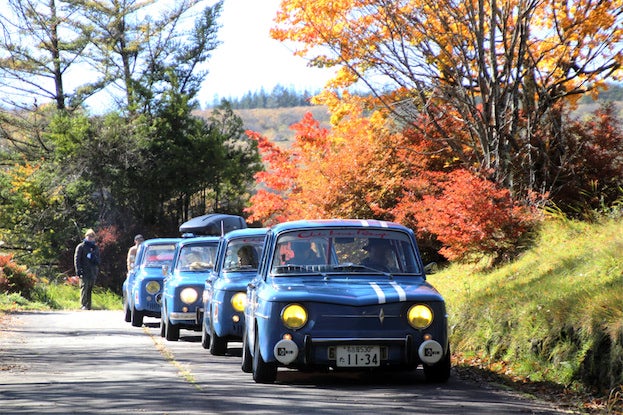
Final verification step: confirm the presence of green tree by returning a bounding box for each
[73,0,222,116]
[0,0,92,111]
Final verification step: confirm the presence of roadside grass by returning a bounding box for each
[0,282,122,312]
[430,216,623,413]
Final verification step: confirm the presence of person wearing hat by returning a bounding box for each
[361,239,392,272]
[127,234,145,271]
[74,228,101,310]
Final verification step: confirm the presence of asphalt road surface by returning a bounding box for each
[0,310,576,414]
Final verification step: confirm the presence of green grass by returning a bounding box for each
[0,282,122,312]
[430,216,623,397]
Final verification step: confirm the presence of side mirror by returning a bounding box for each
[424,262,438,274]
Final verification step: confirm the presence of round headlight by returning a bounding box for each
[281,304,307,330]
[179,287,198,304]
[231,292,247,312]
[408,304,433,329]
[145,281,160,295]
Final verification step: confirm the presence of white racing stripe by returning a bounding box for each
[369,282,386,304]
[390,281,407,301]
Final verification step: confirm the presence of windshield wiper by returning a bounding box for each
[330,263,392,277]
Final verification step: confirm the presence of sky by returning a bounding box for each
[197,0,336,106]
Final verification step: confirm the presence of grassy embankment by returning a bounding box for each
[431,215,623,410]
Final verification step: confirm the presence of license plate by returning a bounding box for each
[335,345,380,367]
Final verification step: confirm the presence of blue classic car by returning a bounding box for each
[122,238,180,327]
[160,236,220,341]
[201,227,267,355]
[242,219,450,384]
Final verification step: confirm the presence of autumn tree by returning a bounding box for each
[246,94,407,225]
[272,0,623,202]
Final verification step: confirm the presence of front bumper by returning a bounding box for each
[272,335,444,368]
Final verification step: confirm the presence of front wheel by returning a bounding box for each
[241,330,252,373]
[123,297,131,323]
[423,345,451,383]
[252,330,277,383]
[209,321,227,356]
[201,320,211,349]
[165,317,180,341]
[130,306,143,327]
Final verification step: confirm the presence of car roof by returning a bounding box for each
[223,227,268,240]
[176,235,220,247]
[268,219,411,233]
[142,238,182,245]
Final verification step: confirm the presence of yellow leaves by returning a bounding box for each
[274,0,623,108]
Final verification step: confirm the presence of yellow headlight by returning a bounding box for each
[281,304,307,330]
[231,292,247,312]
[180,287,198,304]
[408,304,433,329]
[145,281,160,295]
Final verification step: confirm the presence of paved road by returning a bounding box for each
[0,311,575,414]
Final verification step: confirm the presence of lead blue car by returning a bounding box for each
[201,227,267,355]
[160,236,220,341]
[242,219,450,384]
[122,238,180,327]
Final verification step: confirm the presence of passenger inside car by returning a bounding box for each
[361,239,394,272]
[289,241,322,265]
[237,245,258,268]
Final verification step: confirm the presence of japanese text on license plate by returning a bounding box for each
[335,345,380,367]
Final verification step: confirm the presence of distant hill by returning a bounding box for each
[195,94,623,145]
[194,106,331,145]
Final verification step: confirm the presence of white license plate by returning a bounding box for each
[335,345,380,367]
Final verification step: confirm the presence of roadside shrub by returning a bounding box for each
[411,169,542,263]
[0,254,38,298]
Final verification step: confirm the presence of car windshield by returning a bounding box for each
[176,244,218,272]
[143,244,176,267]
[223,237,265,272]
[270,229,422,275]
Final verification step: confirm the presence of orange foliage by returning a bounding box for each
[245,99,406,224]
[246,96,542,261]
[273,0,623,95]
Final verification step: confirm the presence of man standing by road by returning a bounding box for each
[127,234,144,271]
[74,228,100,310]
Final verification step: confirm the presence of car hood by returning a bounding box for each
[264,276,444,306]
[214,272,256,291]
[167,271,210,287]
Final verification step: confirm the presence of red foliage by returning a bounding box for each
[246,102,542,263]
[407,169,541,262]
[0,253,38,297]
[555,103,623,213]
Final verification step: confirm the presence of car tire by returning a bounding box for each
[165,318,180,341]
[209,321,227,356]
[423,345,451,383]
[241,330,252,373]
[131,306,143,327]
[123,298,131,323]
[201,320,211,349]
[160,314,166,337]
[252,330,277,383]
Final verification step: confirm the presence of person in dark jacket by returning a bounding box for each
[74,229,100,310]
